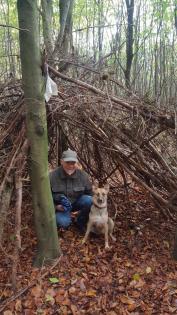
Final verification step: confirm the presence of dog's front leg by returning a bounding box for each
[82,221,92,244]
[104,223,109,249]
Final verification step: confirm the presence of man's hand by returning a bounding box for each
[55,205,64,212]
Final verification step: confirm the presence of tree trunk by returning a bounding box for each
[124,0,134,88]
[41,0,54,59]
[17,0,60,267]
[53,0,74,62]
[0,181,13,243]
[174,3,177,36]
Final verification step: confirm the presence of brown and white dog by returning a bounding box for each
[82,182,116,249]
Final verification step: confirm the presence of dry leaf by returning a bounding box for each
[70,304,78,315]
[120,295,135,305]
[31,285,42,298]
[15,299,22,312]
[45,287,56,297]
[131,290,141,298]
[59,305,68,315]
[79,278,86,292]
[62,298,71,306]
[125,261,132,267]
[133,273,140,281]
[128,303,137,312]
[86,289,97,297]
[34,297,43,307]
[23,309,33,315]
[146,266,152,274]
[163,241,170,249]
[55,289,66,303]
[118,286,125,292]
[71,278,78,285]
[134,279,145,289]
[69,286,76,294]
[23,299,34,309]
[3,311,13,315]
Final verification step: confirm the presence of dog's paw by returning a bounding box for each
[105,244,110,250]
[111,236,116,242]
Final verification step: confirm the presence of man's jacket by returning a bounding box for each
[50,166,92,204]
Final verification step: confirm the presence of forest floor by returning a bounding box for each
[1,187,177,315]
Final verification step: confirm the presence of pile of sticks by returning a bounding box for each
[0,70,177,233]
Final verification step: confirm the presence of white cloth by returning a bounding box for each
[44,74,58,102]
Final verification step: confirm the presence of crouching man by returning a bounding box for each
[50,149,92,231]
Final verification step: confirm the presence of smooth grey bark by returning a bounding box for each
[41,0,54,59]
[17,0,60,267]
[53,0,74,61]
[124,0,134,88]
[174,4,177,35]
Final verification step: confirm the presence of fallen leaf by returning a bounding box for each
[45,294,55,304]
[120,295,135,305]
[15,299,22,312]
[128,303,137,312]
[3,311,13,315]
[45,288,56,297]
[70,304,78,315]
[146,266,152,274]
[86,289,97,297]
[55,289,65,303]
[71,278,78,285]
[79,278,86,292]
[23,309,33,315]
[163,240,170,249]
[31,285,42,298]
[125,261,132,267]
[61,298,71,306]
[34,297,43,307]
[69,286,76,294]
[133,273,140,281]
[59,305,68,315]
[49,277,59,283]
[169,306,177,313]
[131,290,141,298]
[118,286,125,292]
[134,279,145,289]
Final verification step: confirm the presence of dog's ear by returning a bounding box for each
[92,181,99,192]
[103,182,110,193]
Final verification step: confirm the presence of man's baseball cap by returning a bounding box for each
[61,149,78,162]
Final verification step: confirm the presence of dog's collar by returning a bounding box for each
[93,202,106,209]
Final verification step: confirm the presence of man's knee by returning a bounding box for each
[56,213,71,228]
[77,195,92,209]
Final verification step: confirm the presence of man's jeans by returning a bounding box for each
[55,194,92,229]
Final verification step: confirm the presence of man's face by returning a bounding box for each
[61,160,77,175]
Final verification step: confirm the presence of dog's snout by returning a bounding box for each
[97,198,103,203]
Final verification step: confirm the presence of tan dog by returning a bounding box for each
[82,182,116,249]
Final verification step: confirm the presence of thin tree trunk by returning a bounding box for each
[53,0,74,60]
[0,181,13,243]
[124,0,134,88]
[41,0,54,59]
[17,0,60,267]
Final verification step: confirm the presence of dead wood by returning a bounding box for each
[11,140,28,291]
[0,180,13,243]
[0,75,177,227]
